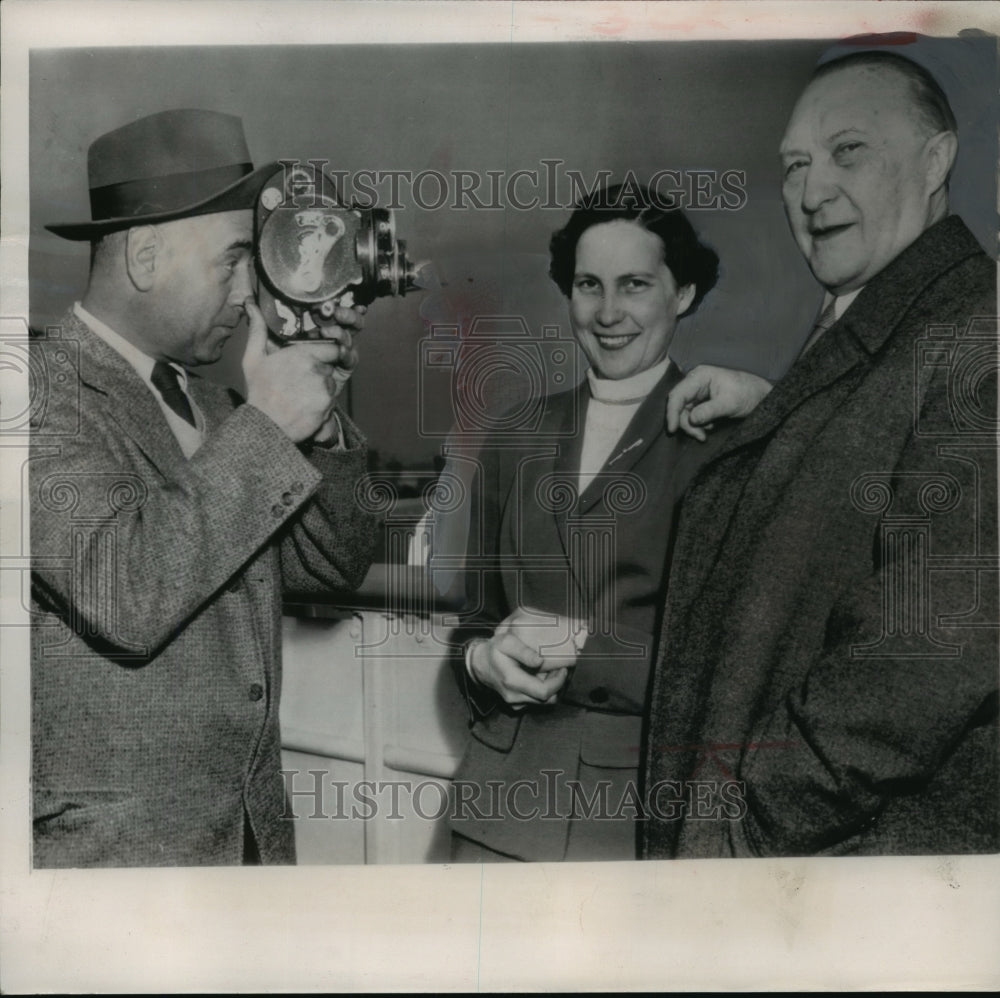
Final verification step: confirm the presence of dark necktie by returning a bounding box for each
[799,298,838,357]
[151,361,197,427]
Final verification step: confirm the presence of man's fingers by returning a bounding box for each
[666,400,682,435]
[314,301,367,331]
[539,667,568,691]
[687,397,728,427]
[309,323,354,348]
[535,652,577,673]
[678,408,708,442]
[338,346,359,373]
[242,297,272,370]
[289,340,349,366]
[666,370,711,434]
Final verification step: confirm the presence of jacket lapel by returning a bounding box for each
[550,381,590,555]
[576,363,680,516]
[66,310,189,470]
[187,371,241,434]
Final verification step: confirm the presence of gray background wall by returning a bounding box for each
[30,38,997,470]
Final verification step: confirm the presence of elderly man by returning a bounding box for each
[643,50,998,857]
[31,109,379,867]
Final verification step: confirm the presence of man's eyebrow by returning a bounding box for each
[780,126,867,159]
[224,239,254,254]
[826,127,866,144]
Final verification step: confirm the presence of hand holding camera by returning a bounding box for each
[254,161,420,341]
[244,160,422,443]
[242,296,363,443]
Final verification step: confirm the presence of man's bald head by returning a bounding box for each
[812,51,957,145]
[780,53,958,293]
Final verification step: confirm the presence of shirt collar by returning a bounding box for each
[73,302,189,390]
[822,286,864,323]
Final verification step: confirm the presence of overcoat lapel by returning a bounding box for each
[704,215,984,467]
[704,316,866,465]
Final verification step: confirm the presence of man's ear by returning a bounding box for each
[125,225,161,292]
[925,130,958,194]
[676,283,696,317]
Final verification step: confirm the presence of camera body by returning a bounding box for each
[254,160,419,338]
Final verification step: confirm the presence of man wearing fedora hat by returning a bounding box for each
[30,108,379,867]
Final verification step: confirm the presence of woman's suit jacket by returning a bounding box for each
[449,364,730,860]
[30,312,378,867]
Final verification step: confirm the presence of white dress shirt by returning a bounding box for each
[826,286,862,323]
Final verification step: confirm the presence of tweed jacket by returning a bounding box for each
[642,215,999,858]
[30,311,378,867]
[449,365,732,860]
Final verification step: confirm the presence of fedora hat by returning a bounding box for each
[46,108,277,240]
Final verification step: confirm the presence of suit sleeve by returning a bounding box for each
[277,406,380,594]
[446,438,511,720]
[729,380,998,856]
[30,390,370,660]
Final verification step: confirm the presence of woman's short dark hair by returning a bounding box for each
[549,182,719,314]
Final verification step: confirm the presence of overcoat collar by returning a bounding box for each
[709,215,984,463]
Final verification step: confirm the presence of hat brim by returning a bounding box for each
[45,160,280,241]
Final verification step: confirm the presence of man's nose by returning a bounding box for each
[230,260,255,303]
[800,160,838,214]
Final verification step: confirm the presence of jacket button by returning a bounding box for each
[281,491,294,506]
[248,683,264,702]
[589,686,609,704]
[290,481,304,495]
[271,504,284,518]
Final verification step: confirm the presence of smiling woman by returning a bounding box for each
[447,183,729,862]
[568,221,696,381]
[550,185,719,382]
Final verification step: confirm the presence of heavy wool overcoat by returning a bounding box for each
[643,216,999,858]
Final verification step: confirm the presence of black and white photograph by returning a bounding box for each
[2,0,998,991]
